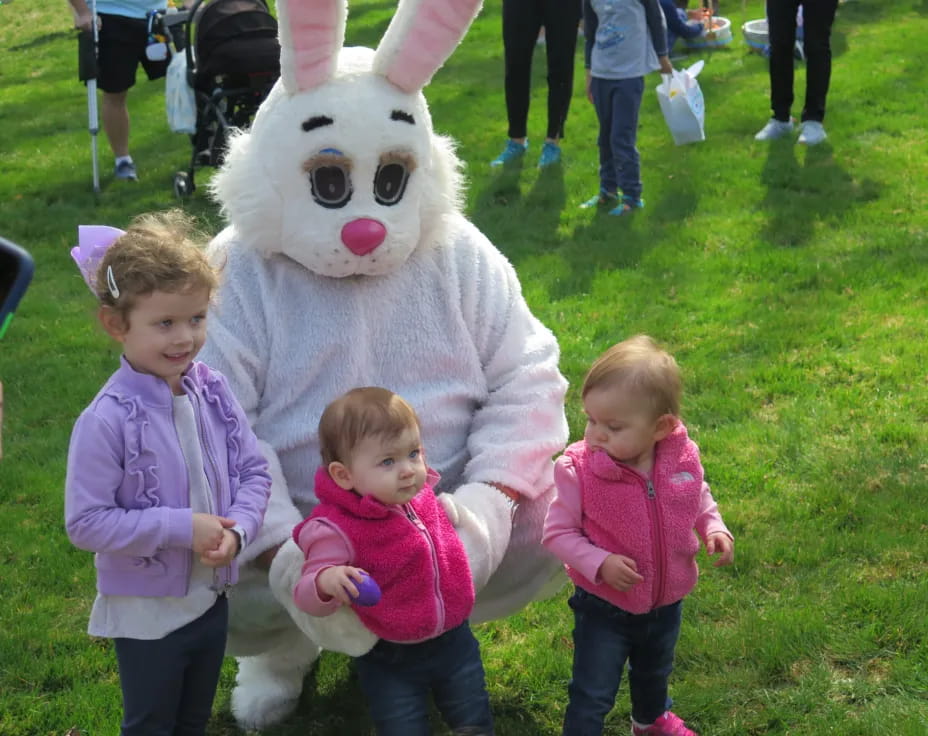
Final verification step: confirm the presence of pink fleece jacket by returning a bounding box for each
[292,467,474,643]
[542,424,732,614]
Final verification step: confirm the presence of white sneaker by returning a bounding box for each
[754,118,794,141]
[798,120,827,145]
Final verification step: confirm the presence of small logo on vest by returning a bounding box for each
[671,471,694,484]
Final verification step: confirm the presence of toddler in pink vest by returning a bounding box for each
[292,387,494,736]
[543,336,734,736]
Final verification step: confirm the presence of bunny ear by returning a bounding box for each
[277,0,347,94]
[372,0,483,93]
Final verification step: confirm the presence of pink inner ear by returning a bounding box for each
[289,1,340,91]
[382,1,474,93]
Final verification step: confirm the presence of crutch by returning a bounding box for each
[77,0,100,193]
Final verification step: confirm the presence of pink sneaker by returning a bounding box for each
[631,711,698,736]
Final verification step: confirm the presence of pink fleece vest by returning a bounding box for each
[564,424,704,614]
[296,467,474,643]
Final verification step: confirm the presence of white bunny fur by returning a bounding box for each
[200,0,569,729]
[212,48,464,278]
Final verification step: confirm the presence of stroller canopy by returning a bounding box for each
[192,0,280,89]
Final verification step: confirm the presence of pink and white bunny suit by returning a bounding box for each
[197,0,569,728]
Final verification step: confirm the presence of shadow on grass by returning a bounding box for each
[758,140,881,248]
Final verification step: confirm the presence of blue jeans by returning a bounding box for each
[355,621,495,736]
[562,588,682,735]
[590,76,645,201]
[114,594,228,736]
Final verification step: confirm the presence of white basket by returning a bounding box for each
[684,16,732,48]
[742,18,768,52]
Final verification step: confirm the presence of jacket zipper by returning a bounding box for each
[401,504,445,638]
[646,478,667,609]
[191,389,228,591]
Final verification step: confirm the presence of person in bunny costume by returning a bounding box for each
[198,0,569,728]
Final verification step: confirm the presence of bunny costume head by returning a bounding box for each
[199,0,568,729]
[211,0,475,277]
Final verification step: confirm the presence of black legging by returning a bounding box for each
[767,0,839,123]
[502,0,582,141]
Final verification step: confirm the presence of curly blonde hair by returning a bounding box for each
[95,210,218,321]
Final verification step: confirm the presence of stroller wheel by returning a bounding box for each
[173,171,194,198]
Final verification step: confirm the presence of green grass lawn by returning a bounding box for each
[1,0,927,733]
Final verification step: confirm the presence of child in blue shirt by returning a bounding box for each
[580,0,673,216]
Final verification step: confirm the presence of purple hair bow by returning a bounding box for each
[71,225,126,294]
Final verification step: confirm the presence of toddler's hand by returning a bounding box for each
[706,532,734,567]
[192,513,237,556]
[598,554,644,591]
[200,529,239,568]
[317,565,367,606]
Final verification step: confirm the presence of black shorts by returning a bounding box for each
[96,13,169,93]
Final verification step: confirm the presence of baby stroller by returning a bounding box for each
[172,0,280,197]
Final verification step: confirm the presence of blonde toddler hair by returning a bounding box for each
[582,335,682,418]
[319,387,421,466]
[95,209,218,320]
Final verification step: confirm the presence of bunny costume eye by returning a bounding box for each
[374,152,414,207]
[305,149,353,209]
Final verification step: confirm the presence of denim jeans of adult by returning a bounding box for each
[767,0,839,122]
[355,621,495,736]
[114,594,228,736]
[591,75,645,201]
[561,588,682,736]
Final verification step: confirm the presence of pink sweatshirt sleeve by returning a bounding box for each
[694,482,733,544]
[542,454,610,584]
[292,519,353,616]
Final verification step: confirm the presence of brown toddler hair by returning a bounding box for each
[582,335,682,419]
[95,209,218,322]
[319,387,422,466]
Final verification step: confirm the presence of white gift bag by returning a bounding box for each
[165,52,197,135]
[656,60,706,146]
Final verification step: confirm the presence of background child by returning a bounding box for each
[543,335,734,736]
[580,0,673,216]
[65,211,271,735]
[292,387,494,736]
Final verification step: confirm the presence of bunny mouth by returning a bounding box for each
[341,218,387,256]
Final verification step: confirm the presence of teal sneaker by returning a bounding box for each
[608,195,644,216]
[538,141,561,168]
[490,139,528,167]
[579,190,618,209]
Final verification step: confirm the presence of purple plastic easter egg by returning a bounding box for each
[351,572,382,607]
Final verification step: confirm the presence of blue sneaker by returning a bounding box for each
[579,190,618,209]
[490,139,528,167]
[538,141,561,168]
[608,195,644,216]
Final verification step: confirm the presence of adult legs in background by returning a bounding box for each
[502,0,544,141]
[798,0,839,122]
[540,0,582,142]
[102,90,130,157]
[766,0,802,122]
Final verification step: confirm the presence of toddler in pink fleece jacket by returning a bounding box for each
[543,335,734,736]
[292,387,494,736]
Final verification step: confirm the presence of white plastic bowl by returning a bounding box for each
[742,18,769,52]
[684,16,732,48]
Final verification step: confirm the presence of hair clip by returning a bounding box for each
[106,265,120,299]
[71,225,126,294]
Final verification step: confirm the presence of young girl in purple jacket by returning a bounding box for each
[543,335,734,736]
[292,387,494,736]
[65,211,271,735]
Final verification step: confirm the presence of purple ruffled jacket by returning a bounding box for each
[65,358,271,597]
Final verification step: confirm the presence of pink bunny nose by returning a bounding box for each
[341,218,386,256]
